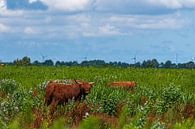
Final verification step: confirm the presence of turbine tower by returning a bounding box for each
[132,55,137,64]
[40,53,47,62]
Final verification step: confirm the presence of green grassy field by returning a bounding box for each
[0,66,195,129]
[1,66,195,92]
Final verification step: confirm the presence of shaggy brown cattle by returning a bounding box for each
[44,80,94,115]
[110,81,136,88]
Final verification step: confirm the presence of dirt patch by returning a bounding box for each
[33,88,38,98]
[140,96,148,106]
[147,113,156,124]
[183,103,195,119]
[0,91,6,98]
[91,113,119,128]
[32,108,44,128]
[66,103,90,128]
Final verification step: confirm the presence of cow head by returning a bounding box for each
[74,80,94,94]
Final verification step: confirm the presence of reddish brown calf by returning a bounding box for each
[110,81,136,88]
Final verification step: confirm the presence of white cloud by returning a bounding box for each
[109,14,187,30]
[82,24,123,37]
[0,10,24,17]
[147,0,195,9]
[0,7,189,38]
[0,23,10,32]
[24,27,37,34]
[92,0,195,14]
[98,24,121,36]
[0,0,7,13]
[0,0,6,10]
[59,13,188,38]
[29,0,39,4]
[2,0,195,14]
[40,0,90,11]
[137,18,185,29]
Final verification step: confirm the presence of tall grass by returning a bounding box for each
[0,66,195,128]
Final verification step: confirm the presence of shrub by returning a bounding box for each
[151,121,166,129]
[161,85,182,105]
[8,120,20,129]
[0,79,18,95]
[78,116,101,129]
[50,118,65,129]
[0,88,35,124]
[156,85,183,114]
[102,97,118,116]
[0,118,7,129]
[0,100,19,123]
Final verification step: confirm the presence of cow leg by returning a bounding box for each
[50,98,60,117]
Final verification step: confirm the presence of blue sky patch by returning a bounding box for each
[6,0,48,10]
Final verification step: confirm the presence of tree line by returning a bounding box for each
[1,56,195,69]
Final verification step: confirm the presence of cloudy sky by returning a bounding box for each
[0,0,195,63]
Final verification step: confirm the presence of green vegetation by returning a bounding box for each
[0,66,195,129]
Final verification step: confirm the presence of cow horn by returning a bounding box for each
[89,82,95,85]
[74,79,82,84]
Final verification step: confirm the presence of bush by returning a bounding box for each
[78,116,101,129]
[156,85,183,114]
[161,85,182,105]
[102,97,118,116]
[0,88,35,124]
[0,100,20,123]
[0,118,7,129]
[0,79,18,95]
[151,121,166,129]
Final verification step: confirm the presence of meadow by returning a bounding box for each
[0,66,195,129]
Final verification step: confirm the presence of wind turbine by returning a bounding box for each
[132,55,137,64]
[84,57,87,61]
[40,53,47,62]
[175,53,178,64]
[191,57,195,62]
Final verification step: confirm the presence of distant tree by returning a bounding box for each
[13,58,22,66]
[22,56,31,66]
[55,61,74,66]
[151,59,159,68]
[171,63,177,68]
[178,63,184,68]
[141,59,159,68]
[80,60,106,67]
[121,62,129,68]
[164,60,172,68]
[72,61,79,66]
[185,61,195,69]
[142,60,147,68]
[43,59,54,66]
[10,56,195,69]
[64,61,74,66]
[55,61,61,66]
[134,62,141,67]
[93,60,106,67]
[32,60,41,66]
[13,56,31,66]
[159,62,164,68]
[109,62,118,67]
